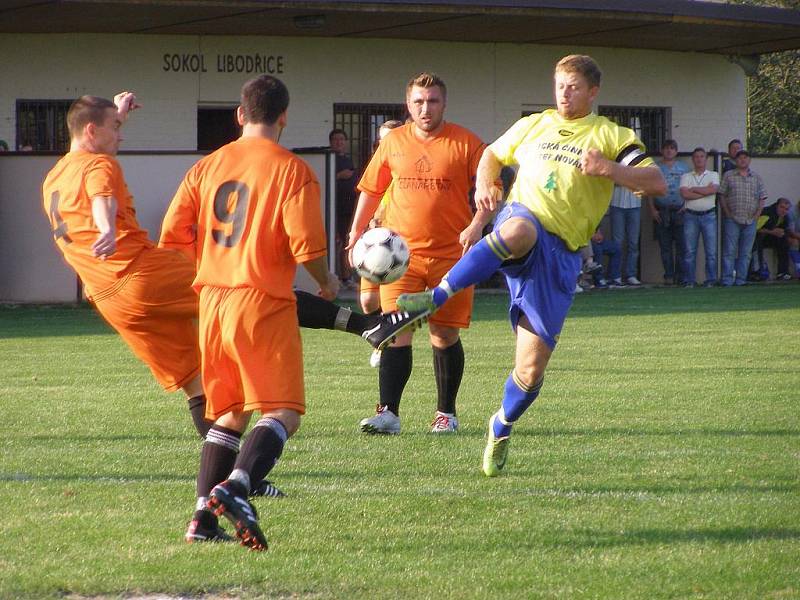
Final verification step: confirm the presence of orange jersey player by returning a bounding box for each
[41,92,208,434]
[161,75,336,550]
[347,72,493,435]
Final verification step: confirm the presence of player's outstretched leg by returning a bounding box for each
[250,479,286,499]
[208,479,268,551]
[361,310,430,351]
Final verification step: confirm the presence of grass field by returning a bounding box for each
[1,285,798,599]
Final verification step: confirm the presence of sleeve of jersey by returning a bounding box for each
[84,156,118,198]
[159,165,200,263]
[283,171,327,264]
[357,144,391,197]
[613,128,653,169]
[488,117,534,166]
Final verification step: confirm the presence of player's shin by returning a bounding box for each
[434,232,512,306]
[492,372,544,437]
[230,417,288,492]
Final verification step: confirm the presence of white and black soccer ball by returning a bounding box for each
[352,227,410,284]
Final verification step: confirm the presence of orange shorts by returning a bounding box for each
[380,253,473,329]
[92,247,200,392]
[360,277,380,295]
[199,287,304,420]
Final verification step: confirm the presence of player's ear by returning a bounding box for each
[235,106,245,127]
[277,110,288,129]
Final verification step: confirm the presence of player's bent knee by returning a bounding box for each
[429,324,459,348]
[498,218,537,258]
[263,408,301,437]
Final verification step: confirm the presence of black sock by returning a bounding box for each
[187,395,212,439]
[197,425,241,498]
[379,345,413,416]
[347,310,381,336]
[433,339,464,415]
[233,417,288,491]
[295,289,341,329]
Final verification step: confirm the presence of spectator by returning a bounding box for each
[589,228,621,289]
[718,150,767,286]
[0,140,9,152]
[680,147,720,287]
[609,184,642,286]
[330,128,357,286]
[649,139,689,285]
[753,197,793,281]
[789,199,800,277]
[721,139,743,175]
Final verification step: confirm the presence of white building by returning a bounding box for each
[1,0,799,300]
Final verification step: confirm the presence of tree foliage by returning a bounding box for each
[729,0,800,153]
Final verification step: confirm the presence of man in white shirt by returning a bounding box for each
[679,147,720,287]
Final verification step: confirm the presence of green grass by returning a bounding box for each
[0,286,798,599]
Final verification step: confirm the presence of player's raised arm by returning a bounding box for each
[580,148,666,197]
[113,91,141,123]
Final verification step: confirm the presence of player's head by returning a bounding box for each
[67,96,123,155]
[728,138,743,157]
[691,147,707,170]
[329,128,348,154]
[239,75,289,129]
[775,197,791,217]
[553,55,601,120]
[378,119,403,143]
[406,72,447,133]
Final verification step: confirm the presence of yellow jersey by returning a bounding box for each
[490,110,654,251]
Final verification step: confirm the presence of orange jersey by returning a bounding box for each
[358,122,485,259]
[42,150,153,297]
[160,137,327,300]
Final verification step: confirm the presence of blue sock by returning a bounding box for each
[492,371,544,438]
[431,232,512,307]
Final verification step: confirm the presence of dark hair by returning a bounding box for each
[692,147,706,155]
[329,128,347,142]
[662,139,678,150]
[776,197,791,207]
[735,149,750,158]
[67,95,116,138]
[240,75,289,126]
[728,138,742,149]
[406,72,447,99]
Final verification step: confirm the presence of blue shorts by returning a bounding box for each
[494,203,582,349]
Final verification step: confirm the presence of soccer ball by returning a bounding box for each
[352,227,409,284]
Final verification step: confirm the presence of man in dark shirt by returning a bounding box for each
[754,197,792,280]
[330,128,357,285]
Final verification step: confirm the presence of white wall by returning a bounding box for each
[0,33,746,153]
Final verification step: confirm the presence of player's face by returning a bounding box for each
[91,107,123,155]
[554,70,597,120]
[407,85,446,133]
[692,151,707,171]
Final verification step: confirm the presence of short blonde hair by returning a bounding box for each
[555,55,602,88]
[406,72,447,99]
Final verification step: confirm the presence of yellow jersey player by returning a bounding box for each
[398,55,666,475]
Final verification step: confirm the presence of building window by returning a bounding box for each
[333,103,407,169]
[197,107,240,152]
[599,106,670,152]
[16,100,72,151]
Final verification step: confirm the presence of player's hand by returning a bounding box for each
[459,222,483,255]
[580,148,613,178]
[114,92,142,121]
[318,274,339,301]
[91,230,117,260]
[474,183,502,212]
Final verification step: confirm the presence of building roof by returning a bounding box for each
[2,0,799,55]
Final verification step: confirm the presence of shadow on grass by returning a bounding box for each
[546,526,800,548]
[515,427,799,438]
[0,472,193,484]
